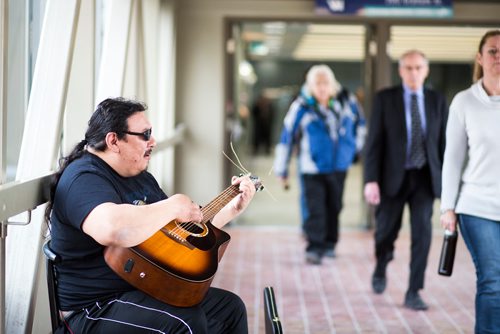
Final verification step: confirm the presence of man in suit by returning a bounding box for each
[363,50,448,310]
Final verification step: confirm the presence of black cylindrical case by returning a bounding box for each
[438,229,458,276]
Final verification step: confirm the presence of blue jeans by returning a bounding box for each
[459,214,500,334]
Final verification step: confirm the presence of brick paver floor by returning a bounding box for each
[213,226,475,334]
[212,154,475,333]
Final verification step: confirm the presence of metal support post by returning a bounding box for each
[1,221,7,334]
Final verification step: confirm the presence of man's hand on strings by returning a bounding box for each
[212,175,257,229]
[229,175,257,212]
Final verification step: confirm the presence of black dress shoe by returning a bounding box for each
[371,259,388,294]
[404,291,428,311]
[371,275,386,294]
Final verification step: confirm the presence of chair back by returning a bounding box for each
[42,239,62,332]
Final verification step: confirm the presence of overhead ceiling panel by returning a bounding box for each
[293,24,365,61]
[389,26,494,63]
[242,22,498,63]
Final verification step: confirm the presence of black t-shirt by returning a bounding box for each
[50,152,167,310]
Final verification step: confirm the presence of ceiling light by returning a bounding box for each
[263,22,286,35]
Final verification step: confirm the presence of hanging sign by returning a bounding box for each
[315,0,453,18]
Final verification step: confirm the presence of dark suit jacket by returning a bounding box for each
[363,85,448,198]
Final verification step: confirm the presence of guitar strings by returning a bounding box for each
[172,142,247,236]
[168,185,234,236]
[222,154,250,178]
[172,142,248,238]
[224,142,277,202]
[169,190,237,242]
[202,186,240,216]
[169,185,239,238]
[169,142,275,240]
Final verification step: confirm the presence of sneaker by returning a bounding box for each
[324,249,336,258]
[404,291,428,311]
[305,251,322,265]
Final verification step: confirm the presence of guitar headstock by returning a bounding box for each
[250,175,264,192]
[240,174,264,192]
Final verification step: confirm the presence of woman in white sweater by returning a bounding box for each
[440,29,500,334]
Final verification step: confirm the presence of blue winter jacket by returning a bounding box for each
[334,89,366,171]
[274,89,366,177]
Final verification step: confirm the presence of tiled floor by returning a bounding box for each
[213,226,475,334]
[211,154,476,334]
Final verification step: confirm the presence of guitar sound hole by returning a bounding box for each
[179,222,204,234]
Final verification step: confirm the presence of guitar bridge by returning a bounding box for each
[160,220,211,250]
[160,227,195,250]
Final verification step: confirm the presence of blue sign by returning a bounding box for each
[315,0,453,18]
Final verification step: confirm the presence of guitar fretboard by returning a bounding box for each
[201,184,241,223]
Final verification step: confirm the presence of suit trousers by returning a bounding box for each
[374,166,434,292]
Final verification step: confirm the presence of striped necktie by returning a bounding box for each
[409,94,426,168]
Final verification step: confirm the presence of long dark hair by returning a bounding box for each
[473,29,500,82]
[44,97,147,223]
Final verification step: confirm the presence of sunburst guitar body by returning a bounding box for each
[104,176,262,307]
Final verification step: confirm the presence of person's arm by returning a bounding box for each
[363,92,385,204]
[440,210,458,232]
[82,193,203,248]
[364,181,380,205]
[349,93,367,154]
[440,97,467,231]
[438,93,449,160]
[212,175,257,229]
[274,100,303,188]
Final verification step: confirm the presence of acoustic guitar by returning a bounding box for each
[104,176,262,307]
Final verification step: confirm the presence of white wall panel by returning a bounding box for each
[95,0,132,104]
[146,0,177,192]
[63,0,95,156]
[7,0,80,332]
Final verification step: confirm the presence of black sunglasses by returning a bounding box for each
[123,128,152,141]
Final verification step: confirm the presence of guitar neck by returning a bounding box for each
[201,184,240,223]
